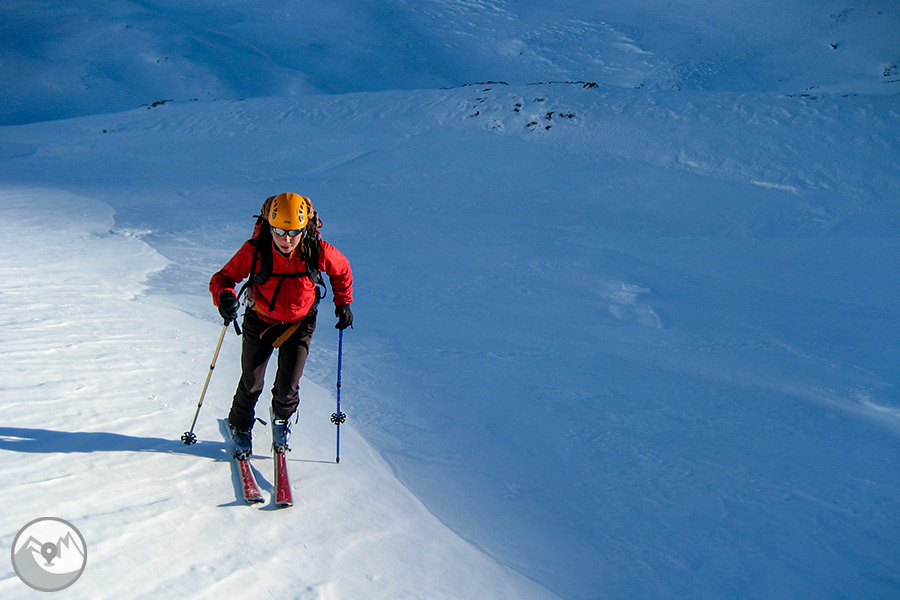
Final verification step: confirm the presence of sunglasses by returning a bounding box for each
[271,226,304,238]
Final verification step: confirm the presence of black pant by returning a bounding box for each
[228,308,317,429]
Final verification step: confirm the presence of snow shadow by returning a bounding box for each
[0,426,228,461]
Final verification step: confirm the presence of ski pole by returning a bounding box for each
[330,328,347,463]
[182,322,229,445]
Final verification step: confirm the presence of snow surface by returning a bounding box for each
[1,1,899,599]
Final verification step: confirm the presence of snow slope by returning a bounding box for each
[1,1,899,599]
[0,187,556,599]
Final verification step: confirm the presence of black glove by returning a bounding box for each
[335,304,354,330]
[218,291,240,324]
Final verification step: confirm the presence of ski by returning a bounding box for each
[236,456,265,504]
[220,419,264,504]
[274,450,293,507]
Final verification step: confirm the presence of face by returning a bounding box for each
[271,228,303,254]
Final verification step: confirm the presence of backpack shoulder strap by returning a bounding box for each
[236,237,268,304]
[306,231,328,303]
[247,235,273,285]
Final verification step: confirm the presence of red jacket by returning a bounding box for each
[210,239,353,323]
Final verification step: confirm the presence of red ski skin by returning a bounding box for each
[237,457,264,503]
[274,451,293,507]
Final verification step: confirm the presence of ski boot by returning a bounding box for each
[271,411,293,454]
[228,420,253,459]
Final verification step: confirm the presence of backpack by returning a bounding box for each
[238,196,327,313]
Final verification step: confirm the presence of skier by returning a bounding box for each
[210,193,353,457]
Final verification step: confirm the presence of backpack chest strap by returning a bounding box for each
[267,271,305,310]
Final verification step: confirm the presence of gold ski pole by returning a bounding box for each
[182,323,229,445]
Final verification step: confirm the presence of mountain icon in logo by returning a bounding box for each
[11,518,87,592]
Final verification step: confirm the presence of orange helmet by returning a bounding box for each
[267,193,310,230]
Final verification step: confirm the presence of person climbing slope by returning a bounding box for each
[210,192,354,457]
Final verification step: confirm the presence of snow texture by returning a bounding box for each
[0,1,898,599]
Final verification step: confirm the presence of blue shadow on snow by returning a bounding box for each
[0,426,229,462]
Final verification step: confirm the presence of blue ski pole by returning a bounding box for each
[331,329,346,463]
